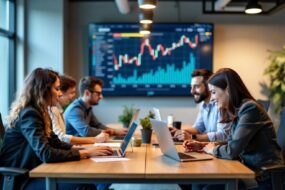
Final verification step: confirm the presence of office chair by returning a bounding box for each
[0,113,28,190]
[257,99,270,112]
[261,108,285,190]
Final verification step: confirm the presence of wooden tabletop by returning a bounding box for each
[30,145,146,179]
[145,144,255,179]
[30,144,254,180]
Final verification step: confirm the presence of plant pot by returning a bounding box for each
[122,122,129,128]
[141,128,152,144]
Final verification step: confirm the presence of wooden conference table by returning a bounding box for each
[30,144,255,190]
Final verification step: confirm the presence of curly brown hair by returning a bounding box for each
[8,68,59,137]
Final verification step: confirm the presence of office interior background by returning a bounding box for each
[0,0,285,126]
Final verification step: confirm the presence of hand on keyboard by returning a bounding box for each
[88,146,114,157]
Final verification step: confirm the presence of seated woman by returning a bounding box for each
[0,68,113,190]
[48,74,109,145]
[183,68,283,190]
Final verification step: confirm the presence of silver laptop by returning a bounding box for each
[153,107,162,121]
[112,109,140,141]
[152,108,183,145]
[100,121,139,158]
[150,119,213,162]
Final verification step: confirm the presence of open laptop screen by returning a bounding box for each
[119,121,138,155]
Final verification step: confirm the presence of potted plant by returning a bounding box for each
[264,45,285,114]
[118,105,136,128]
[140,111,155,144]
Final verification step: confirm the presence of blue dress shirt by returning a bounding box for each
[193,102,230,141]
[64,98,107,137]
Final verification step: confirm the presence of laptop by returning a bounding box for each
[98,121,139,158]
[150,119,213,162]
[153,107,162,121]
[112,109,140,141]
[152,107,183,145]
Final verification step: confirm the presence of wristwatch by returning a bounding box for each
[191,134,197,140]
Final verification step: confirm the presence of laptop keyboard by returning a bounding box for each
[111,150,119,156]
[178,152,195,159]
[113,136,125,140]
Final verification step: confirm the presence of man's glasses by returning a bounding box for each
[90,90,103,96]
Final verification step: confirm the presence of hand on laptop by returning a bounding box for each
[114,128,128,136]
[173,129,192,141]
[89,146,114,157]
[95,132,109,143]
[103,128,128,136]
[183,140,207,153]
[169,127,177,136]
[79,146,113,158]
[203,142,216,155]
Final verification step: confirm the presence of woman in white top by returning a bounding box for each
[49,75,108,144]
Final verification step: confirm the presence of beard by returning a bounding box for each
[89,98,100,106]
[193,91,208,103]
[92,101,99,106]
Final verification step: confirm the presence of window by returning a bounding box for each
[0,0,15,119]
[0,37,9,117]
[0,0,8,30]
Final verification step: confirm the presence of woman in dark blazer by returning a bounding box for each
[184,68,283,190]
[0,68,113,190]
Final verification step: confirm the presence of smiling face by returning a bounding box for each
[190,76,209,103]
[208,84,229,109]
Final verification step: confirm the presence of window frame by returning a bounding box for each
[0,0,16,114]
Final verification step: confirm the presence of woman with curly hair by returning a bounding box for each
[0,68,112,190]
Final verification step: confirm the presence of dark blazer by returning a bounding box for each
[0,105,80,189]
[213,100,283,180]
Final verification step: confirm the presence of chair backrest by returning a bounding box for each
[278,108,285,161]
[0,113,5,149]
[257,99,270,112]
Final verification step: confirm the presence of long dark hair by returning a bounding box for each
[8,68,59,136]
[208,68,255,120]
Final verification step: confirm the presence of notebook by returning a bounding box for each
[152,107,183,145]
[150,119,213,162]
[98,121,139,158]
[111,109,140,141]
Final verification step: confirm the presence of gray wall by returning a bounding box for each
[15,0,65,114]
[65,1,285,125]
[24,0,65,74]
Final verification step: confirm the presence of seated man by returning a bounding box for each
[64,76,127,137]
[173,69,231,142]
[49,75,108,144]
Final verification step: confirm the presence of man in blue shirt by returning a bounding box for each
[65,76,127,137]
[174,69,230,142]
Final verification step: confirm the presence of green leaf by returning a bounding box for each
[264,45,285,114]
[281,84,285,92]
[118,105,136,127]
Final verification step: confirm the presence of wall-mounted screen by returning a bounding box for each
[89,23,213,96]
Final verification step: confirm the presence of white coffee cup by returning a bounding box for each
[167,115,174,127]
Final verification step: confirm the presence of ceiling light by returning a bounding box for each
[139,10,153,24]
[138,0,157,9]
[139,24,152,35]
[245,0,262,14]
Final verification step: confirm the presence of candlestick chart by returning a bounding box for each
[89,23,213,96]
